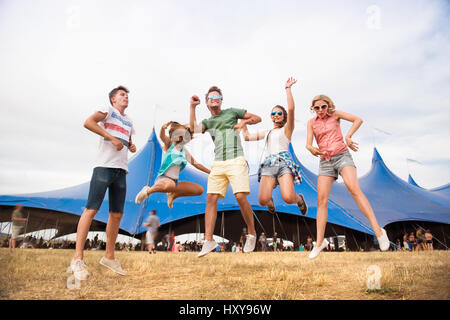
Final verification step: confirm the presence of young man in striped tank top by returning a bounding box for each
[68,86,136,280]
[306,94,390,259]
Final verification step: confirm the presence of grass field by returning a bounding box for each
[0,248,449,300]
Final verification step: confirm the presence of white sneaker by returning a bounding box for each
[243,234,256,253]
[377,228,390,251]
[308,239,329,259]
[197,240,218,257]
[135,186,151,205]
[99,256,127,276]
[67,258,90,281]
[167,192,175,209]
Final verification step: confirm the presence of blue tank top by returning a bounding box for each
[157,143,187,177]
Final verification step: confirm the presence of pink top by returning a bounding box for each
[310,113,348,161]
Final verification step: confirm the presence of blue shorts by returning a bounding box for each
[260,160,292,180]
[86,167,127,213]
[155,174,179,187]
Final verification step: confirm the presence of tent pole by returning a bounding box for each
[351,231,360,252]
[1,221,11,233]
[23,208,30,239]
[221,211,224,240]
[252,211,267,237]
[55,218,59,241]
[442,225,448,249]
[296,216,300,245]
[272,214,275,236]
[275,212,288,242]
[302,217,314,241]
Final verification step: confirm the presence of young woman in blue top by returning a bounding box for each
[135,121,210,208]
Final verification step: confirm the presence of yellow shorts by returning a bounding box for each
[207,156,250,198]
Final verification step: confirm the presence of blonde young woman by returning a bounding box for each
[241,77,307,215]
[135,121,210,208]
[306,95,390,259]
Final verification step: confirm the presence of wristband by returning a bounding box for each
[285,86,291,89]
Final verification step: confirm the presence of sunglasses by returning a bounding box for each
[313,104,328,111]
[271,111,283,116]
[208,95,222,100]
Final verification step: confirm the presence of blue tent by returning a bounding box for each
[408,174,450,199]
[1,129,449,238]
[328,149,450,229]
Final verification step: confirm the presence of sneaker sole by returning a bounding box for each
[197,245,218,258]
[309,241,328,259]
[99,260,127,276]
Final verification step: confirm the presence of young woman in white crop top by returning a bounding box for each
[241,77,307,215]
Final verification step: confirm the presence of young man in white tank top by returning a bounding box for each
[241,77,307,215]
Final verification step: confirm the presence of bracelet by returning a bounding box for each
[285,86,291,89]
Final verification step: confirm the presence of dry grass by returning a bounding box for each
[0,248,449,300]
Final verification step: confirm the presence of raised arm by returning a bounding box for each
[189,95,205,134]
[160,121,173,151]
[306,119,323,157]
[333,110,363,152]
[284,77,297,139]
[84,111,124,151]
[185,149,211,175]
[234,112,262,132]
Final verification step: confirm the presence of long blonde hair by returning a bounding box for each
[310,94,336,113]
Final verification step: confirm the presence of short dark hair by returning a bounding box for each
[150,209,157,214]
[109,85,129,105]
[205,86,223,102]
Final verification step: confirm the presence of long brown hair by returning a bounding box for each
[168,122,193,143]
[272,105,288,127]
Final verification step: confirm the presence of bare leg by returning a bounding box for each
[74,208,98,260]
[105,212,123,260]
[315,176,335,247]
[9,239,15,252]
[204,193,220,241]
[169,181,204,204]
[278,174,303,204]
[147,178,176,195]
[339,166,382,238]
[258,176,276,206]
[235,192,256,236]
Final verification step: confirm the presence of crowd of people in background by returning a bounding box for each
[396,228,434,251]
[2,228,438,253]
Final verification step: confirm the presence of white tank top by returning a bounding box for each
[263,128,290,157]
[164,165,180,180]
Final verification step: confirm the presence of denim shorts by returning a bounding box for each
[260,160,292,180]
[155,174,179,187]
[86,167,127,213]
[319,151,356,179]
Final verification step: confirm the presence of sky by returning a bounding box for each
[1,0,449,196]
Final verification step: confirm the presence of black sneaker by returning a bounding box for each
[297,193,308,216]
